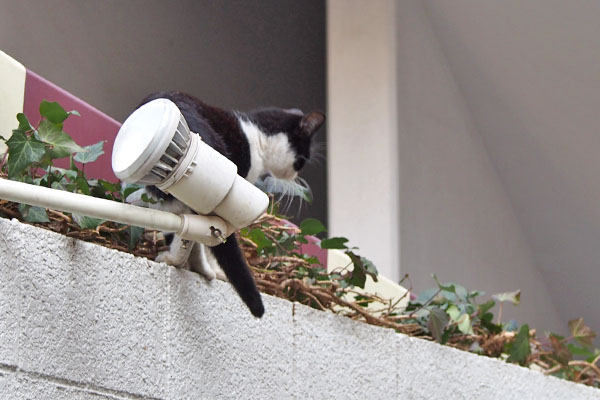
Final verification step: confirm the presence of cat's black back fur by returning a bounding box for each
[139,91,263,317]
[138,91,324,319]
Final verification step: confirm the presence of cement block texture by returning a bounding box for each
[1,218,599,399]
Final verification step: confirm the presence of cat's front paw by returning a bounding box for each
[155,251,187,266]
[198,267,217,281]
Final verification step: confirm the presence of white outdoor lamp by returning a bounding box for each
[0,99,268,248]
[112,98,269,244]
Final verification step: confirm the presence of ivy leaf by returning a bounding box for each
[432,274,456,293]
[122,184,143,201]
[72,214,105,230]
[320,237,349,249]
[346,252,367,288]
[492,290,521,305]
[99,179,121,195]
[247,228,274,254]
[447,305,474,335]
[39,100,69,124]
[454,284,468,300]
[360,254,378,280]
[300,218,326,236]
[44,165,78,181]
[18,203,50,223]
[74,140,105,163]
[456,314,474,335]
[301,187,313,203]
[128,225,145,250]
[478,300,496,314]
[37,120,83,158]
[5,130,46,178]
[549,334,572,365]
[507,324,531,365]
[504,320,519,332]
[74,177,90,195]
[16,113,33,132]
[141,193,159,204]
[447,305,461,321]
[568,318,596,348]
[428,308,449,343]
[566,344,597,361]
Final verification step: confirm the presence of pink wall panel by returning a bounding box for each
[23,70,121,181]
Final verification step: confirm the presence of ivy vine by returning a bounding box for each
[0,101,598,389]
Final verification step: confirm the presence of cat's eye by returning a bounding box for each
[293,157,306,171]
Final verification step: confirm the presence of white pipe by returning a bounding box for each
[0,178,232,246]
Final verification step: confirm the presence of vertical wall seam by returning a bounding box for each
[164,262,171,399]
[291,302,297,400]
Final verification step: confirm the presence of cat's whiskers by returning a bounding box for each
[261,174,311,215]
[308,141,326,166]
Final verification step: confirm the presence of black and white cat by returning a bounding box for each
[135,91,325,318]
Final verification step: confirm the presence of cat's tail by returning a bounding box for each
[210,237,265,318]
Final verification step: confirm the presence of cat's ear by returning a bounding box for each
[300,112,325,137]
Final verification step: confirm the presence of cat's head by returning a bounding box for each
[245,107,325,181]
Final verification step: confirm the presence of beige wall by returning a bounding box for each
[327,0,400,282]
[327,0,563,332]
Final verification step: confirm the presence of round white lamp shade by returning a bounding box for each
[112,98,268,230]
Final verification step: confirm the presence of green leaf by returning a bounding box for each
[432,274,456,293]
[447,305,461,321]
[45,166,78,180]
[504,320,519,332]
[72,214,105,230]
[74,141,105,163]
[320,237,349,249]
[359,254,378,281]
[74,177,90,195]
[300,218,326,236]
[98,179,120,194]
[247,228,274,253]
[346,252,367,288]
[301,187,313,203]
[507,324,531,365]
[37,120,83,158]
[128,225,145,250]
[454,284,468,300]
[122,184,143,201]
[479,300,496,314]
[39,100,69,124]
[5,130,46,178]
[568,318,596,348]
[428,308,449,343]
[457,314,474,335]
[141,193,159,204]
[492,290,521,305]
[414,288,440,305]
[18,203,50,222]
[566,344,597,361]
[51,180,66,191]
[16,113,33,132]
[447,305,474,335]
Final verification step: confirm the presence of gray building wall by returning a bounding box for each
[0,0,327,224]
[327,0,565,335]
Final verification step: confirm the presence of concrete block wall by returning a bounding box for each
[0,217,598,399]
